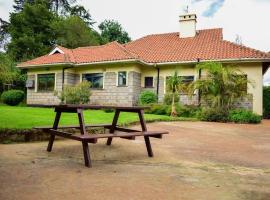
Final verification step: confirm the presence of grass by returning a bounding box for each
[0,104,191,130]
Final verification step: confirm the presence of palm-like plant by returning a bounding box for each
[166,71,183,117]
[189,62,252,111]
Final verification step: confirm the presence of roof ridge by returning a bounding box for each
[75,41,117,50]
[113,41,138,59]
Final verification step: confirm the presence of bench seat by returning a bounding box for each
[34,124,113,130]
[48,129,168,143]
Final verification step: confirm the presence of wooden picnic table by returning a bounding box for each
[36,104,169,167]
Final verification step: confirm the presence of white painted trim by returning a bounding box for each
[116,71,128,87]
[81,72,105,89]
[35,72,57,92]
[17,58,270,69]
[49,47,64,55]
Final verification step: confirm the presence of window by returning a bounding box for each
[37,73,55,92]
[180,76,194,94]
[118,71,127,86]
[82,73,103,89]
[144,77,154,88]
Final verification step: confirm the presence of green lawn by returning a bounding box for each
[0,104,182,130]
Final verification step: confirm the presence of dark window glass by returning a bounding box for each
[82,73,103,89]
[145,77,153,88]
[118,71,127,86]
[37,74,55,92]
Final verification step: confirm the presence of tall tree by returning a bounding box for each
[7,0,56,61]
[98,20,131,44]
[166,71,183,117]
[52,16,100,48]
[49,0,76,15]
[68,5,95,26]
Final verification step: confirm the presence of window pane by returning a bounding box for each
[145,77,153,88]
[38,74,55,92]
[82,73,103,89]
[118,71,127,86]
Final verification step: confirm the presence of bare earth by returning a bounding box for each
[1,120,270,200]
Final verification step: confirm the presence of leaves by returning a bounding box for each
[98,20,131,44]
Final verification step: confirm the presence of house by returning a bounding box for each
[18,13,270,115]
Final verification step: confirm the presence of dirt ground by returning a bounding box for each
[0,120,270,200]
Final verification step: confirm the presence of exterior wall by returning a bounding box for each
[25,62,263,114]
[237,63,263,115]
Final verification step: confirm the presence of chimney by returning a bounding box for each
[179,13,197,38]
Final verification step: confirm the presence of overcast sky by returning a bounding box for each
[0,0,270,84]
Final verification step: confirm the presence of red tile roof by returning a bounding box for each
[18,28,270,68]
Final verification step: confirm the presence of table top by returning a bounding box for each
[54,104,149,110]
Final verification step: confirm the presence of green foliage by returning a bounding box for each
[163,93,180,105]
[199,108,229,122]
[139,91,157,105]
[190,62,252,111]
[98,20,131,44]
[7,0,56,61]
[263,86,270,119]
[0,53,26,93]
[228,109,261,124]
[52,16,100,48]
[166,71,184,117]
[1,90,25,106]
[68,5,94,26]
[145,104,169,115]
[55,81,91,104]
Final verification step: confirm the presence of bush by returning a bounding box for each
[199,108,229,122]
[55,81,91,104]
[263,86,270,119]
[177,105,200,118]
[163,93,180,105]
[1,90,25,106]
[228,109,261,124]
[146,104,169,115]
[139,91,157,105]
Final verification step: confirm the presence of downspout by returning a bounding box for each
[156,64,160,102]
[62,66,73,91]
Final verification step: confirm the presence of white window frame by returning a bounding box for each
[81,72,105,89]
[35,72,57,93]
[116,71,128,87]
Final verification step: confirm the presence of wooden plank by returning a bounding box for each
[34,124,112,130]
[54,104,149,110]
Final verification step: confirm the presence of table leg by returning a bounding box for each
[106,109,120,145]
[138,110,153,157]
[82,141,92,167]
[47,111,61,152]
[77,109,86,135]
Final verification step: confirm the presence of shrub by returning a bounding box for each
[145,104,169,115]
[177,105,200,118]
[139,91,157,105]
[1,90,25,106]
[199,108,228,122]
[163,93,180,105]
[55,81,91,104]
[263,86,270,119]
[228,109,261,124]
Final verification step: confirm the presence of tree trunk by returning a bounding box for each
[171,93,177,117]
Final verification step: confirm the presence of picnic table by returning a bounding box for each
[36,105,169,167]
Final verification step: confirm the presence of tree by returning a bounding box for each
[189,62,252,111]
[0,53,25,92]
[166,71,183,117]
[98,20,131,44]
[52,16,100,48]
[68,5,94,26]
[7,0,56,61]
[49,0,76,15]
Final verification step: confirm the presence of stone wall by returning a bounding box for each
[90,71,141,106]
[26,73,61,105]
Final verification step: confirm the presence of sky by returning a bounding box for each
[0,0,270,85]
